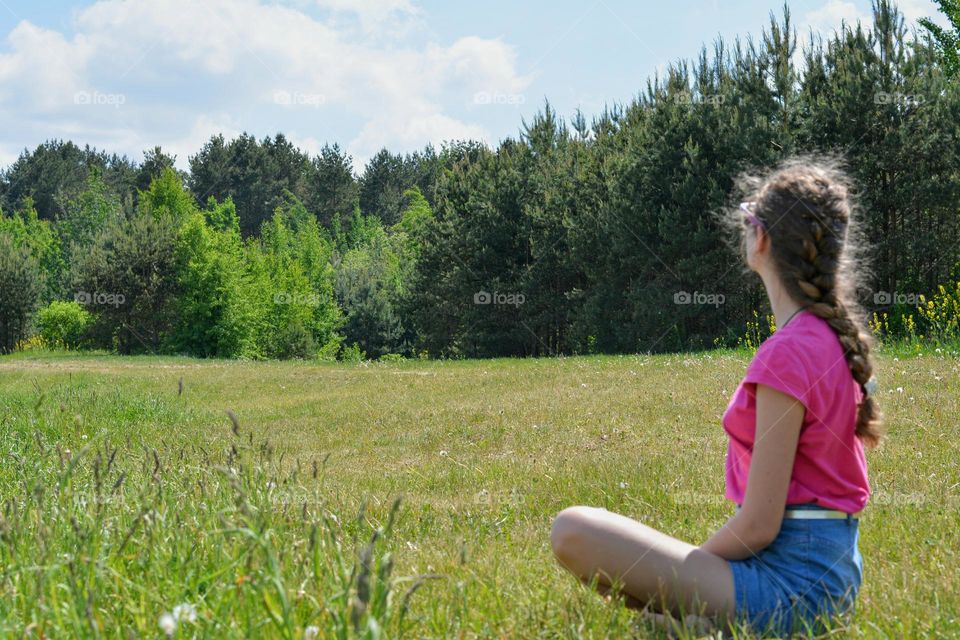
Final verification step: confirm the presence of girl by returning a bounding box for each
[550,159,881,635]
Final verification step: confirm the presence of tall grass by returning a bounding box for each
[0,406,425,638]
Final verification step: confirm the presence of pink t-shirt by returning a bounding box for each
[722,311,870,513]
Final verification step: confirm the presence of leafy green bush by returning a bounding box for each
[340,342,366,363]
[171,198,262,358]
[274,320,317,359]
[255,200,344,360]
[34,300,92,349]
[0,200,63,301]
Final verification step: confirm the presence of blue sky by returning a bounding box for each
[0,0,949,171]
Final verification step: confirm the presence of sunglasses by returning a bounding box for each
[739,201,765,230]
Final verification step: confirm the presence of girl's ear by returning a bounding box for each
[754,227,770,255]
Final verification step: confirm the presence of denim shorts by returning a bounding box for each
[728,505,863,636]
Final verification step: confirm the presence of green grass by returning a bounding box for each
[0,349,957,638]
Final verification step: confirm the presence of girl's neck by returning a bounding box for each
[761,271,804,329]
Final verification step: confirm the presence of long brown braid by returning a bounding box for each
[736,158,882,447]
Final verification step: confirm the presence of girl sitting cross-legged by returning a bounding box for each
[550,158,881,636]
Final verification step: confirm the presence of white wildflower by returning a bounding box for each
[304,626,320,640]
[158,612,177,636]
[173,602,197,623]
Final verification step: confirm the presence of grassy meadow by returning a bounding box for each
[0,349,957,638]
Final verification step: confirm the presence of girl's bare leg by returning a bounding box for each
[551,506,736,621]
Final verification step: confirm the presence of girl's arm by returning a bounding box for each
[701,384,804,560]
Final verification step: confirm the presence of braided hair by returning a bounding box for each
[736,158,882,447]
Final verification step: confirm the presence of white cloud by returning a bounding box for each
[314,0,421,34]
[0,143,18,168]
[802,0,868,38]
[0,21,94,111]
[74,0,343,76]
[897,0,951,26]
[801,0,950,40]
[350,112,489,167]
[316,0,417,14]
[0,0,529,171]
[794,0,868,70]
[794,0,952,70]
[432,36,529,93]
[164,114,244,168]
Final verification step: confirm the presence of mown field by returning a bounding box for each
[0,350,957,638]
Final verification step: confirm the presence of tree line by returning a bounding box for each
[1,1,959,358]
